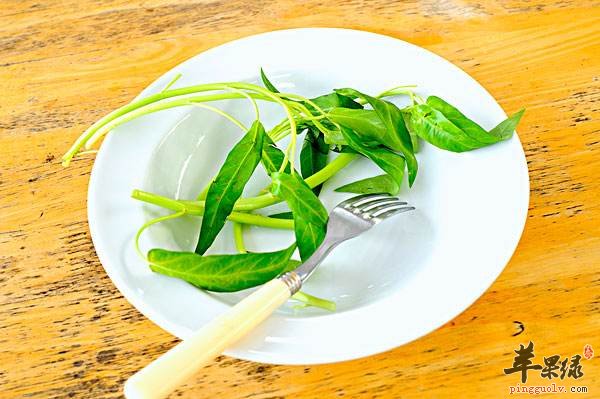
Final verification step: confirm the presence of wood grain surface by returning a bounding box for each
[1,1,599,398]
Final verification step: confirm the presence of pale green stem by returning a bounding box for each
[278,92,328,117]
[228,211,293,228]
[271,128,291,142]
[225,87,259,120]
[132,152,356,214]
[132,190,294,229]
[63,83,239,164]
[189,103,247,131]
[286,101,335,136]
[233,222,247,253]
[291,291,336,311]
[62,85,276,165]
[269,119,290,137]
[377,88,417,104]
[135,210,186,261]
[86,100,247,149]
[304,153,355,187]
[376,84,417,97]
[62,81,418,165]
[218,83,297,172]
[161,73,183,92]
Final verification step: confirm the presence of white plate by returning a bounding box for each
[88,28,529,365]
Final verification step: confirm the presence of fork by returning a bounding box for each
[124,194,414,399]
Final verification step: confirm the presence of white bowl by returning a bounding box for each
[88,28,529,364]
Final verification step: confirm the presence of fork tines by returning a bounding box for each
[341,193,414,222]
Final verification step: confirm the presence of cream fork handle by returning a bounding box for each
[124,278,291,399]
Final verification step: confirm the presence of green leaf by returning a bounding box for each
[340,127,405,189]
[259,68,280,93]
[296,92,363,147]
[310,92,363,111]
[333,88,417,186]
[426,96,496,144]
[405,104,482,152]
[261,135,288,175]
[300,129,329,196]
[271,172,328,261]
[148,245,296,292]
[268,211,294,220]
[327,108,386,144]
[488,108,525,140]
[402,112,420,153]
[335,174,400,195]
[319,127,346,147]
[195,120,265,254]
[408,97,525,152]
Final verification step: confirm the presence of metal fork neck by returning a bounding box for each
[291,237,342,292]
[279,236,342,295]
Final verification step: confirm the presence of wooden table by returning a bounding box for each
[2,1,599,397]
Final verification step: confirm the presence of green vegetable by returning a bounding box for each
[300,128,329,196]
[268,211,294,220]
[310,92,362,111]
[299,91,362,148]
[62,69,524,312]
[260,68,280,93]
[233,222,247,253]
[334,88,417,186]
[271,172,328,261]
[229,207,335,311]
[335,174,400,195]
[426,96,496,144]
[340,127,405,190]
[292,291,336,311]
[131,154,356,216]
[148,245,295,292]
[261,135,288,174]
[195,120,265,254]
[327,108,386,147]
[428,96,524,142]
[402,112,420,153]
[406,97,525,152]
[488,108,525,140]
[261,68,360,113]
[405,104,481,152]
[260,69,360,148]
